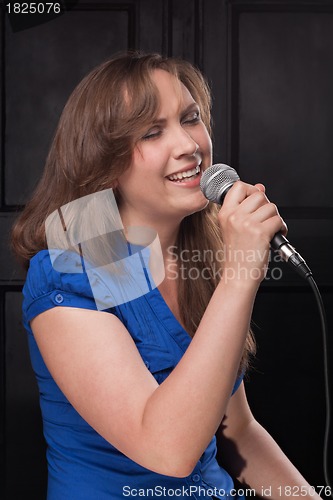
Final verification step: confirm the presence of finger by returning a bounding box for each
[262,215,288,241]
[254,183,265,193]
[247,201,280,224]
[235,189,270,215]
[224,181,263,206]
[249,201,288,234]
[280,219,288,236]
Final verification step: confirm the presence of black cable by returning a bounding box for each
[306,275,332,498]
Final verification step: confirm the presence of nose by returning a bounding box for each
[172,126,199,158]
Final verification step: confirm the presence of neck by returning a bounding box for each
[119,209,182,258]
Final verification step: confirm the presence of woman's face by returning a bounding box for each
[116,69,212,226]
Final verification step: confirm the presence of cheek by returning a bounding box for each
[118,164,159,200]
[200,127,212,154]
[138,151,158,172]
[130,154,167,186]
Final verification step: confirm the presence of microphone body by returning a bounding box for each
[200,164,312,279]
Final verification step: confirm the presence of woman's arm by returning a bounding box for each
[217,383,322,499]
[31,273,255,477]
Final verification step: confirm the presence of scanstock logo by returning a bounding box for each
[45,189,165,309]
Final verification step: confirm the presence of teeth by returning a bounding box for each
[168,165,200,181]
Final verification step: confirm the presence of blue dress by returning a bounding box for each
[22,250,244,499]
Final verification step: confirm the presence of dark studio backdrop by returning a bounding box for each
[0,0,333,497]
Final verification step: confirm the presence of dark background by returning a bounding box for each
[1,0,332,498]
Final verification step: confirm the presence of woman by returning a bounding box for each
[11,52,321,499]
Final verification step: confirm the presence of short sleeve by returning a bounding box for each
[231,372,244,395]
[23,250,98,328]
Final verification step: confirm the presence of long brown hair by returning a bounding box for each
[11,51,255,371]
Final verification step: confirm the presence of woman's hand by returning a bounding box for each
[217,181,287,286]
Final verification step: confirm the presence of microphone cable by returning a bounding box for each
[305,274,332,498]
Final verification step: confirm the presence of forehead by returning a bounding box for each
[151,69,195,111]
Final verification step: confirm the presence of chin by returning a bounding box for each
[184,198,210,217]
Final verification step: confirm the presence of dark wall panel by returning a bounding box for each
[5,291,46,498]
[138,0,165,53]
[169,0,199,63]
[262,218,333,286]
[0,214,26,283]
[202,0,228,164]
[247,287,333,486]
[237,10,333,208]
[5,6,132,206]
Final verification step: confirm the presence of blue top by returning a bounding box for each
[22,250,244,499]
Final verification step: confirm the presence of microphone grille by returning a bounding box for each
[200,164,240,203]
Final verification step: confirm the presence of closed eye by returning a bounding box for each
[182,110,201,125]
[141,127,163,141]
[140,105,201,141]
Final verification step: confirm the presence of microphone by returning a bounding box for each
[200,164,312,280]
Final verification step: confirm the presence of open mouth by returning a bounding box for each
[167,165,201,183]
